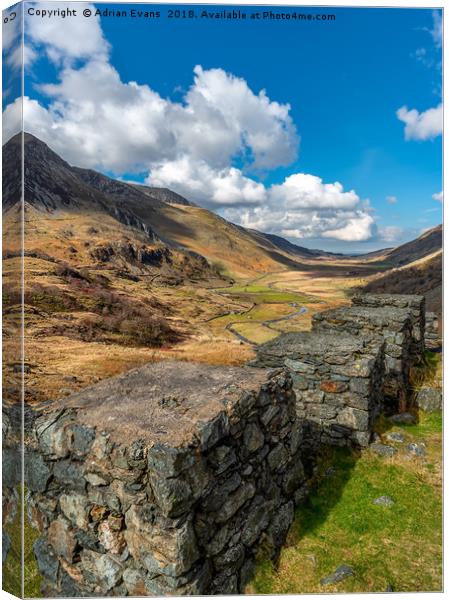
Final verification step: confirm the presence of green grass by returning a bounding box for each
[4,416,443,597]
[215,283,309,305]
[375,410,442,441]
[210,302,296,327]
[2,487,43,598]
[249,411,442,594]
[231,321,279,344]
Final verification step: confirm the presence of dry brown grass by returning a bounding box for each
[166,336,255,366]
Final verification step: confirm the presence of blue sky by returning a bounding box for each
[3,3,443,252]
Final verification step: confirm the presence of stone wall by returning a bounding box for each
[425,312,441,351]
[27,361,306,597]
[251,332,384,450]
[312,306,413,412]
[2,404,23,567]
[23,293,432,595]
[351,293,425,360]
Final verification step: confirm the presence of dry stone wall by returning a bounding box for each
[24,293,430,596]
[425,312,441,350]
[2,406,21,566]
[351,293,425,360]
[312,306,413,412]
[27,361,306,597]
[251,332,384,450]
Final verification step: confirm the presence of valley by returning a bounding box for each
[2,133,442,408]
[1,133,443,597]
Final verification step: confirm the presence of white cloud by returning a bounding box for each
[2,6,376,244]
[2,95,60,143]
[147,156,267,208]
[2,96,22,143]
[321,214,376,242]
[12,60,298,177]
[25,3,109,65]
[379,226,404,243]
[420,226,434,235]
[184,66,298,170]
[2,7,21,53]
[216,174,375,242]
[148,161,375,241]
[396,104,442,141]
[2,4,33,74]
[386,195,398,205]
[413,11,442,70]
[2,3,108,72]
[432,191,443,202]
[224,204,376,242]
[269,173,359,210]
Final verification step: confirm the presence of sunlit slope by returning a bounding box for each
[147,202,308,278]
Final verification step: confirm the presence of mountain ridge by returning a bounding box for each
[2,133,334,276]
[2,132,442,277]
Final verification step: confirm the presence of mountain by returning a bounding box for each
[381,225,442,267]
[2,133,330,277]
[250,230,343,259]
[2,133,226,304]
[7,132,161,241]
[132,184,195,207]
[354,226,442,319]
[2,133,442,280]
[361,250,442,317]
[2,132,442,403]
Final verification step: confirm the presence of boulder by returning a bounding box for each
[415,388,442,413]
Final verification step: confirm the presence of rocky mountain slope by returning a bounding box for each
[132,184,195,206]
[3,133,334,277]
[356,225,443,318]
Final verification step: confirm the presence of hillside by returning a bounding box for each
[2,132,443,404]
[361,250,442,317]
[382,225,442,267]
[3,133,330,278]
[133,184,195,206]
[7,133,441,279]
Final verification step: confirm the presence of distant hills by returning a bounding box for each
[361,248,442,316]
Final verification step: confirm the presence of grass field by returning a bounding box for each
[214,282,311,305]
[230,321,279,344]
[248,410,442,594]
